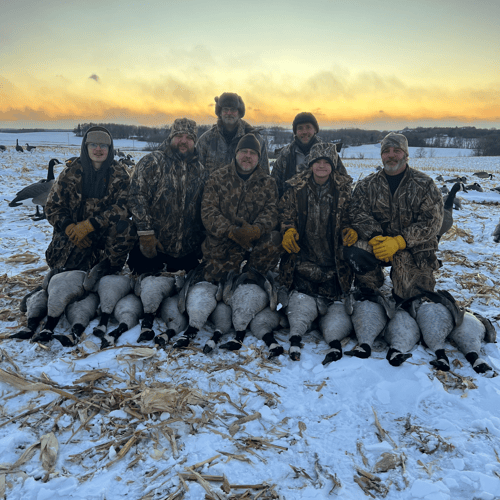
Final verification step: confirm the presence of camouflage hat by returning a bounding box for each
[215,92,245,118]
[169,118,198,142]
[293,112,319,134]
[308,143,338,168]
[236,133,260,156]
[380,132,409,156]
[86,130,111,145]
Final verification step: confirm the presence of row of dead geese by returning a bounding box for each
[10,266,496,376]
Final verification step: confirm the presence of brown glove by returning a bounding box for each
[229,221,261,249]
[139,233,164,259]
[66,220,94,247]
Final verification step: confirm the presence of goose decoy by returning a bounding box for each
[115,148,126,158]
[8,158,62,220]
[444,176,467,183]
[465,182,483,192]
[119,154,135,166]
[25,143,36,152]
[15,139,24,152]
[473,172,494,179]
[438,183,467,240]
[491,186,500,193]
[440,185,449,195]
[0,145,6,151]
[436,175,444,182]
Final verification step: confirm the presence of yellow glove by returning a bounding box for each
[342,228,358,247]
[139,233,164,259]
[369,235,406,262]
[282,228,300,254]
[66,220,94,246]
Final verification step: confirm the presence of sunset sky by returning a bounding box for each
[1,0,499,130]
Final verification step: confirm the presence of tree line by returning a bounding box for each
[71,123,500,156]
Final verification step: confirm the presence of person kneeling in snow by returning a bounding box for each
[345,132,443,302]
[45,126,135,277]
[278,142,354,299]
[201,133,282,282]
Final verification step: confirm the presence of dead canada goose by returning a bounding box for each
[439,183,467,240]
[15,139,23,152]
[465,182,483,192]
[473,171,493,179]
[25,143,36,152]
[8,158,62,220]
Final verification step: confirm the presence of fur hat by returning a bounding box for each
[86,130,111,145]
[293,112,319,134]
[380,132,409,156]
[169,118,198,142]
[215,92,245,118]
[236,133,260,156]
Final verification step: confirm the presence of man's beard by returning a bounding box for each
[172,144,194,160]
[383,157,406,175]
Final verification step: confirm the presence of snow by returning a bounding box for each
[1,133,500,499]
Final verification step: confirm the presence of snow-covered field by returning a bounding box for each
[1,133,500,500]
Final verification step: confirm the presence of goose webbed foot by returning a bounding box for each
[203,330,223,354]
[154,329,176,349]
[387,347,412,367]
[466,352,492,374]
[430,349,450,371]
[345,343,371,359]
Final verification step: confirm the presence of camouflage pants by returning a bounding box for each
[354,247,436,300]
[203,231,282,283]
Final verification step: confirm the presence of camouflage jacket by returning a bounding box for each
[196,119,270,174]
[128,142,209,258]
[201,161,278,249]
[272,139,349,199]
[278,162,354,294]
[46,158,130,233]
[349,166,444,267]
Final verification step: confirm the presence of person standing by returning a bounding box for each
[196,92,269,174]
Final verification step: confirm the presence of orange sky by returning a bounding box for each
[1,0,499,129]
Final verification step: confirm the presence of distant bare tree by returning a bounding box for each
[428,148,435,158]
[414,147,427,158]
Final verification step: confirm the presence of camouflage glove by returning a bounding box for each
[139,233,164,259]
[66,219,94,246]
[342,228,358,247]
[369,235,406,262]
[282,228,300,254]
[229,222,261,249]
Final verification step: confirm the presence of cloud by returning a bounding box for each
[89,74,100,83]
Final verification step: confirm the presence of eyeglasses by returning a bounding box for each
[88,143,109,150]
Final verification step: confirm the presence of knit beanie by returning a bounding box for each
[308,143,338,168]
[215,92,245,118]
[380,132,409,156]
[236,133,260,156]
[86,130,111,145]
[292,112,319,134]
[169,117,198,142]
